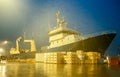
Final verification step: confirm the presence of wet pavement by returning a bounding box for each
[0,62,120,77]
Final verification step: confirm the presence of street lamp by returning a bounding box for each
[1,40,9,45]
[3,41,8,45]
[0,40,10,56]
[0,48,4,56]
[0,48,3,52]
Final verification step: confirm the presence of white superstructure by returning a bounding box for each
[48,11,83,49]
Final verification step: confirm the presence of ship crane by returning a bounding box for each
[10,36,22,54]
[16,36,22,52]
[24,39,36,52]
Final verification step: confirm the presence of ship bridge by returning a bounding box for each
[48,11,83,49]
[48,26,79,36]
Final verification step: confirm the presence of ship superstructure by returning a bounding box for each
[48,11,83,49]
[43,11,116,54]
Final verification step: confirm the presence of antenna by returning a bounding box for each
[74,26,77,31]
[48,13,51,31]
[56,11,60,27]
[24,32,26,40]
[32,32,34,40]
[64,22,68,28]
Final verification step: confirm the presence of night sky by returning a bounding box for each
[0,0,120,56]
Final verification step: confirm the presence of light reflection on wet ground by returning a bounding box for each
[0,62,120,77]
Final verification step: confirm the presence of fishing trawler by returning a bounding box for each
[9,36,37,60]
[9,11,116,60]
[41,11,116,54]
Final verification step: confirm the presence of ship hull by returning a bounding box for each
[10,33,116,59]
[44,33,116,54]
[10,52,36,59]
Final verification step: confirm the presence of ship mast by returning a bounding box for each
[48,13,51,31]
[56,11,65,28]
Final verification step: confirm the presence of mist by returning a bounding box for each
[0,0,119,55]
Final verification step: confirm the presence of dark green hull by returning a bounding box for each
[10,33,116,59]
[44,33,116,54]
[10,52,36,59]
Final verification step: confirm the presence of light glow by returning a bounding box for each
[3,41,8,45]
[0,48,3,52]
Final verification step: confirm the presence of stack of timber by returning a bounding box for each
[35,50,101,64]
[77,50,101,64]
[36,52,64,63]
[76,50,86,64]
[44,52,64,63]
[35,53,44,62]
[64,52,80,64]
[86,52,101,64]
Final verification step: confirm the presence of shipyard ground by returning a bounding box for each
[8,51,120,65]
[0,62,120,77]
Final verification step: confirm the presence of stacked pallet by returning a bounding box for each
[44,52,64,63]
[86,52,101,64]
[76,50,86,60]
[76,50,86,64]
[64,52,79,64]
[35,53,44,62]
[76,50,101,64]
[35,51,101,64]
[86,52,101,60]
